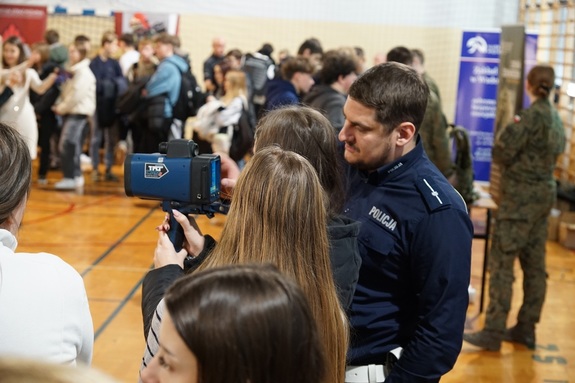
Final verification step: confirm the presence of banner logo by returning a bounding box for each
[466,36,488,54]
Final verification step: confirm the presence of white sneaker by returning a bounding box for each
[74,176,85,187]
[118,140,128,152]
[54,178,76,190]
[80,154,93,172]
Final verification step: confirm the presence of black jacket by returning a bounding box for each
[141,235,216,337]
[141,216,361,337]
[303,84,346,131]
[328,214,362,309]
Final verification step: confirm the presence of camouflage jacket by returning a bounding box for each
[419,89,455,178]
[492,98,565,218]
[424,72,441,102]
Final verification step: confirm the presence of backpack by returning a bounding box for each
[229,102,256,161]
[241,52,275,105]
[166,61,205,121]
[447,124,478,204]
[116,75,150,116]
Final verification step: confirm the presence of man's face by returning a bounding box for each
[292,72,315,94]
[104,39,118,56]
[339,97,396,171]
[339,72,358,95]
[68,44,81,65]
[412,56,424,76]
[140,43,154,60]
[212,40,225,57]
[154,42,172,60]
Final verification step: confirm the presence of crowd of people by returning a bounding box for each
[0,26,565,383]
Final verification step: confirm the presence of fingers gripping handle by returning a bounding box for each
[162,201,184,252]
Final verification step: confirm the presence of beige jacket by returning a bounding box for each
[54,58,96,116]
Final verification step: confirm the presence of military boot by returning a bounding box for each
[463,329,502,351]
[503,323,536,349]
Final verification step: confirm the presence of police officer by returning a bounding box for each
[340,62,473,383]
[386,46,455,180]
[463,64,565,351]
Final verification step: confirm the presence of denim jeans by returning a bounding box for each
[59,115,88,179]
[90,114,118,173]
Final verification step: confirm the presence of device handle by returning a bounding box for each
[162,201,185,252]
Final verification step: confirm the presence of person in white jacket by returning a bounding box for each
[53,40,96,190]
[0,123,94,365]
[1,35,57,159]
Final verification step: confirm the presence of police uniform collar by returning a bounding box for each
[361,137,423,184]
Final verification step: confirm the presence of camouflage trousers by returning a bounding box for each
[484,211,549,332]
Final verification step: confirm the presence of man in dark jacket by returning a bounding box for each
[304,49,359,132]
[264,57,314,111]
[203,36,225,94]
[89,31,125,182]
[341,63,472,382]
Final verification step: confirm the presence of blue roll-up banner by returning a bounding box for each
[454,31,501,182]
[454,30,538,182]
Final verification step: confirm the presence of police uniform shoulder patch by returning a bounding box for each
[415,177,452,212]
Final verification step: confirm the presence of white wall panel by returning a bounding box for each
[17,0,519,28]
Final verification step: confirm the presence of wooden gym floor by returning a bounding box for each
[16,161,575,383]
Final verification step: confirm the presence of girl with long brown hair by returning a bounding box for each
[141,146,347,382]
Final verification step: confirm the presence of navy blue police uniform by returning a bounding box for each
[344,138,473,382]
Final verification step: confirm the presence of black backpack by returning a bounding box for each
[229,103,256,162]
[166,61,205,121]
[447,124,478,204]
[241,52,274,105]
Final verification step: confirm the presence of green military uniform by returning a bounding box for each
[423,71,441,102]
[419,89,455,179]
[486,97,565,333]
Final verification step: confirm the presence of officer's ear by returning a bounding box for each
[395,122,416,147]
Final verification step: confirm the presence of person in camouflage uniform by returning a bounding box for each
[419,89,456,179]
[387,47,455,179]
[464,64,565,351]
[412,48,441,102]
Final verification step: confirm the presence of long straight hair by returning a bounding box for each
[221,69,247,105]
[254,105,345,218]
[197,146,347,383]
[166,264,326,383]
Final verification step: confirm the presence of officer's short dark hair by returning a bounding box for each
[349,62,429,133]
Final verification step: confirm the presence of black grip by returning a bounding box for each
[167,211,185,252]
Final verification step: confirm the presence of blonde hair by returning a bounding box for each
[0,357,117,383]
[221,69,247,104]
[197,146,347,383]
